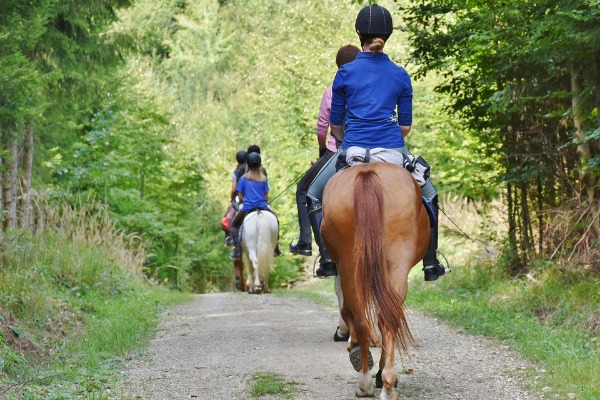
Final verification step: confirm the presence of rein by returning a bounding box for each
[438,206,492,254]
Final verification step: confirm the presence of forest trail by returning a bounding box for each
[114,291,541,399]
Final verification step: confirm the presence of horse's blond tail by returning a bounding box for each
[353,169,415,353]
[256,212,275,281]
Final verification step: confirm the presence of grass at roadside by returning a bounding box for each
[0,229,192,399]
[248,372,301,399]
[406,263,599,400]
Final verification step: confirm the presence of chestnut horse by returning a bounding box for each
[321,162,430,399]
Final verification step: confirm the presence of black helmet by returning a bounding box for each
[355,4,393,40]
[247,144,261,154]
[247,152,261,168]
[236,150,247,164]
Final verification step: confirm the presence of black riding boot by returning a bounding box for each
[422,195,448,281]
[307,198,337,278]
[289,188,312,256]
[229,231,242,260]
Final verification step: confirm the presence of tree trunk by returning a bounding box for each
[572,63,597,203]
[140,171,145,200]
[4,136,18,230]
[520,182,532,265]
[506,183,521,273]
[592,51,600,131]
[572,63,600,238]
[20,120,34,229]
[537,176,544,255]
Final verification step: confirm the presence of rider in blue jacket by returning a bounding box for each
[306,4,448,282]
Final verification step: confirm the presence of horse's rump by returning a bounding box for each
[242,210,278,293]
[321,163,429,351]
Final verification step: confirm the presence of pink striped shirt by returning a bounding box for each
[317,86,338,153]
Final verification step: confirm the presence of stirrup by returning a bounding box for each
[229,248,242,260]
[312,256,337,278]
[423,251,450,281]
[288,236,312,256]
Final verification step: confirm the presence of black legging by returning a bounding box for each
[295,149,336,245]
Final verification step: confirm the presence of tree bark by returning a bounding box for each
[537,175,544,255]
[520,183,532,263]
[592,51,600,131]
[140,171,145,200]
[4,136,18,230]
[20,120,34,229]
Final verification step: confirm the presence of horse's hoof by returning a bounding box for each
[333,327,350,342]
[375,370,398,389]
[349,343,373,372]
[234,278,241,291]
[356,371,375,397]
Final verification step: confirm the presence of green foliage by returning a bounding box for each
[402,0,600,268]
[0,229,190,399]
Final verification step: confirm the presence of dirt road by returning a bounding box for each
[113,291,542,399]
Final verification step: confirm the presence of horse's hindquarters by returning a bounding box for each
[321,163,429,399]
[241,211,278,294]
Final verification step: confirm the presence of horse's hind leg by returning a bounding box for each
[334,276,349,340]
[341,303,357,351]
[378,329,398,400]
[246,252,260,293]
[355,330,375,397]
[251,259,262,294]
[234,259,245,292]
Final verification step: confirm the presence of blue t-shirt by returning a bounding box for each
[236,176,269,212]
[330,52,412,150]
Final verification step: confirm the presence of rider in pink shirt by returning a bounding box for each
[317,87,339,155]
[289,45,360,278]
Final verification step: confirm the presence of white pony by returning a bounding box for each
[240,210,279,294]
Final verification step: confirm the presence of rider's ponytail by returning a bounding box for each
[367,37,385,55]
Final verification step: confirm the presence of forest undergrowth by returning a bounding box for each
[406,195,600,400]
[0,202,191,399]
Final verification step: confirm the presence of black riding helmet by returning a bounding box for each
[236,150,247,164]
[247,152,261,168]
[247,144,260,154]
[355,4,393,45]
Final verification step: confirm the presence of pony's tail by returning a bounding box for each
[256,213,274,279]
[353,170,414,353]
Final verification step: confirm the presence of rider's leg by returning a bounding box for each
[422,193,448,280]
[306,152,340,278]
[290,185,313,255]
[290,151,335,256]
[223,205,236,246]
[229,211,246,260]
[395,147,448,281]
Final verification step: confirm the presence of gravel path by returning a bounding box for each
[113,291,542,399]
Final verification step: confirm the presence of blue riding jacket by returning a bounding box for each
[330,52,412,150]
[237,177,269,212]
